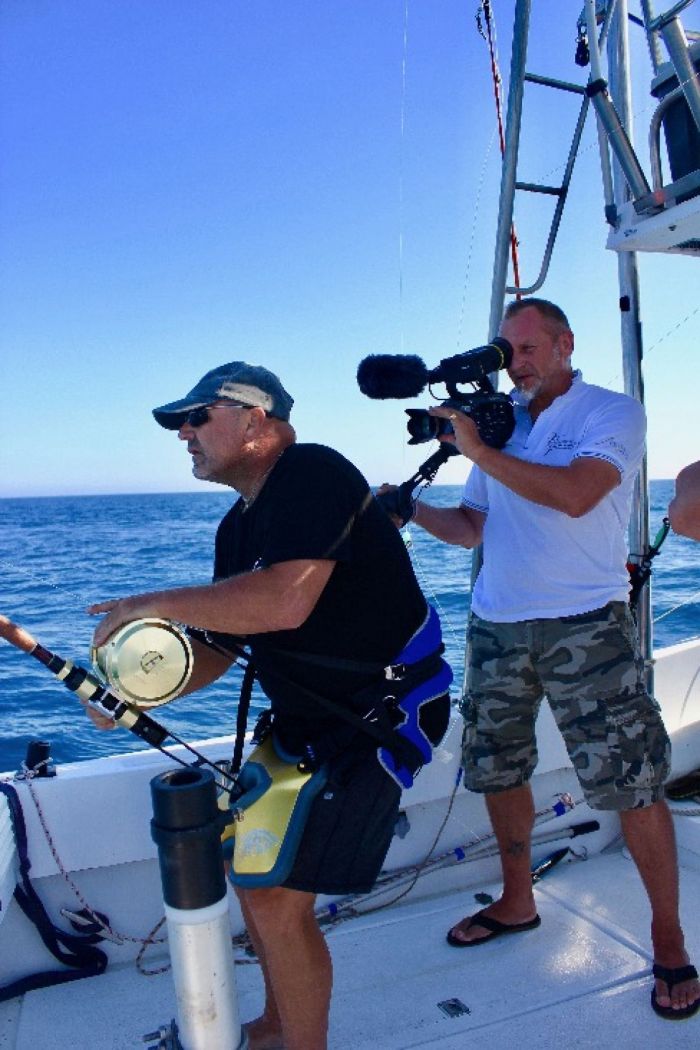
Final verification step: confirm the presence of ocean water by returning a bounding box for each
[1,482,698,774]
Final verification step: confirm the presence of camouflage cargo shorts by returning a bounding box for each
[461,602,671,810]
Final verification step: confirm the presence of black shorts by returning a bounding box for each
[282,744,402,896]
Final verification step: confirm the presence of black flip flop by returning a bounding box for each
[446,909,541,947]
[651,963,700,1020]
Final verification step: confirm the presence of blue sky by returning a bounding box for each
[1,0,698,498]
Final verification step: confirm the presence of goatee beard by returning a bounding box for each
[516,384,538,404]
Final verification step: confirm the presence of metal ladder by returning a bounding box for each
[505,72,589,296]
[488,1,596,329]
[490,0,700,323]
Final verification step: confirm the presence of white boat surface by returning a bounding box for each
[2,1,700,1047]
[1,636,700,1048]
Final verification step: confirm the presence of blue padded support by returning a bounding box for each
[377,606,453,789]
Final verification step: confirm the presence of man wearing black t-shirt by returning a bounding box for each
[88,361,450,1050]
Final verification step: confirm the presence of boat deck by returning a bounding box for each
[3,808,700,1049]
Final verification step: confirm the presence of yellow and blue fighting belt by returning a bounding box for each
[377,605,453,790]
[220,734,327,889]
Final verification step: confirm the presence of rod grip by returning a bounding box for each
[0,613,38,654]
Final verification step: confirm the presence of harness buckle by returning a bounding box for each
[385,662,407,681]
[252,709,273,744]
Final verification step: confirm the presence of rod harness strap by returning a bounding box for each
[248,605,453,788]
[234,660,438,780]
[231,660,257,778]
[257,644,444,681]
[0,781,108,1002]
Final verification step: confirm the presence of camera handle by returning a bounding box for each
[376,444,460,526]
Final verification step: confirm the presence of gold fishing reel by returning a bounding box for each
[91,618,193,709]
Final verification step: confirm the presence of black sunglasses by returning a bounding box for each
[184,403,254,428]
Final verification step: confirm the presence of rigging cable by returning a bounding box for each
[476,0,522,295]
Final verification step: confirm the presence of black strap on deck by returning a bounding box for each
[0,781,108,1002]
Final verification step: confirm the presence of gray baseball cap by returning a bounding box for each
[152,362,294,429]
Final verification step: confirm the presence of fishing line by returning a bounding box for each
[600,302,700,392]
[390,8,504,650]
[643,304,700,357]
[0,560,96,611]
[653,587,700,624]
[651,585,700,655]
[402,524,467,659]
[456,0,521,347]
[398,0,409,355]
[455,124,499,350]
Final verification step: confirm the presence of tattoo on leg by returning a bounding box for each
[506,839,526,857]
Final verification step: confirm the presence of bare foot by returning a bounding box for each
[243,1017,285,1049]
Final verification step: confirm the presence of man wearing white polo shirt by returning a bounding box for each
[412,297,699,1020]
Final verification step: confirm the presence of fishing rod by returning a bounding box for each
[628,517,671,609]
[0,613,239,787]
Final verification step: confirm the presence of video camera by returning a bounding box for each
[356,337,515,448]
[357,337,516,525]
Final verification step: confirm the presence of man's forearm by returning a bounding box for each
[471,445,619,517]
[436,409,621,518]
[412,501,483,547]
[102,578,294,638]
[90,560,335,648]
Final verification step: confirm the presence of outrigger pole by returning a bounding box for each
[605,0,653,688]
[482,0,655,692]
